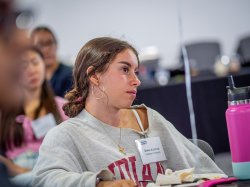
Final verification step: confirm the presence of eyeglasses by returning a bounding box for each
[36,40,56,49]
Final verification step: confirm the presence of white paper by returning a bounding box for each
[135,137,167,165]
[31,113,56,139]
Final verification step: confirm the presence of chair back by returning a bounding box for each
[236,35,250,66]
[189,139,215,161]
[181,41,221,75]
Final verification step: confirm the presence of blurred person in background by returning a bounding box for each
[0,0,30,186]
[30,26,73,97]
[0,46,68,186]
[0,0,28,109]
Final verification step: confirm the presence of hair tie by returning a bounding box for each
[76,97,83,103]
[15,115,25,124]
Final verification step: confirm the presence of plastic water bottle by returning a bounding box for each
[226,75,250,179]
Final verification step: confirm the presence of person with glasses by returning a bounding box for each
[30,26,73,97]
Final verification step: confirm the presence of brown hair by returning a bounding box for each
[30,26,57,44]
[0,46,63,152]
[63,37,139,118]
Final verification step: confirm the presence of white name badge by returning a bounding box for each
[31,113,57,139]
[135,137,167,165]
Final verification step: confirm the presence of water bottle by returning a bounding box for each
[226,75,250,179]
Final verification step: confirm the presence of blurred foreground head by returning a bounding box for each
[0,0,30,108]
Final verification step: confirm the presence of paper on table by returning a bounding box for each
[156,173,182,185]
[146,168,228,187]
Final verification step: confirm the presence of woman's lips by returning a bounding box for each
[127,90,137,95]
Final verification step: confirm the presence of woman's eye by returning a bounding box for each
[122,67,129,73]
[32,60,39,65]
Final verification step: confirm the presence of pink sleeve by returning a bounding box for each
[55,96,69,121]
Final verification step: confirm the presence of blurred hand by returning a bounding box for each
[0,155,30,177]
[97,179,137,187]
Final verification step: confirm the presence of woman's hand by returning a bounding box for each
[97,179,137,187]
[0,155,30,176]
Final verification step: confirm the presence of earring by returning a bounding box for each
[92,85,105,100]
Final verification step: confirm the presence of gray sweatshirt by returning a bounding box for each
[32,104,223,187]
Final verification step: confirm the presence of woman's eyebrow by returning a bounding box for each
[118,61,131,67]
[118,61,139,70]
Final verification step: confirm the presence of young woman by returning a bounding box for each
[0,46,68,185]
[30,26,73,97]
[33,37,223,187]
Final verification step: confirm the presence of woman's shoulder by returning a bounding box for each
[56,115,90,131]
[54,96,67,109]
[54,96,67,104]
[44,116,90,143]
[54,96,69,120]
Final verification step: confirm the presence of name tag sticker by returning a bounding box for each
[31,113,56,139]
[135,137,167,165]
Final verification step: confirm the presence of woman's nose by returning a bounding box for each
[26,63,35,74]
[131,73,141,87]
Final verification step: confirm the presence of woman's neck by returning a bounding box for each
[24,87,42,118]
[85,98,121,127]
[46,62,59,80]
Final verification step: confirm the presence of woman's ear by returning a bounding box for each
[86,66,99,86]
